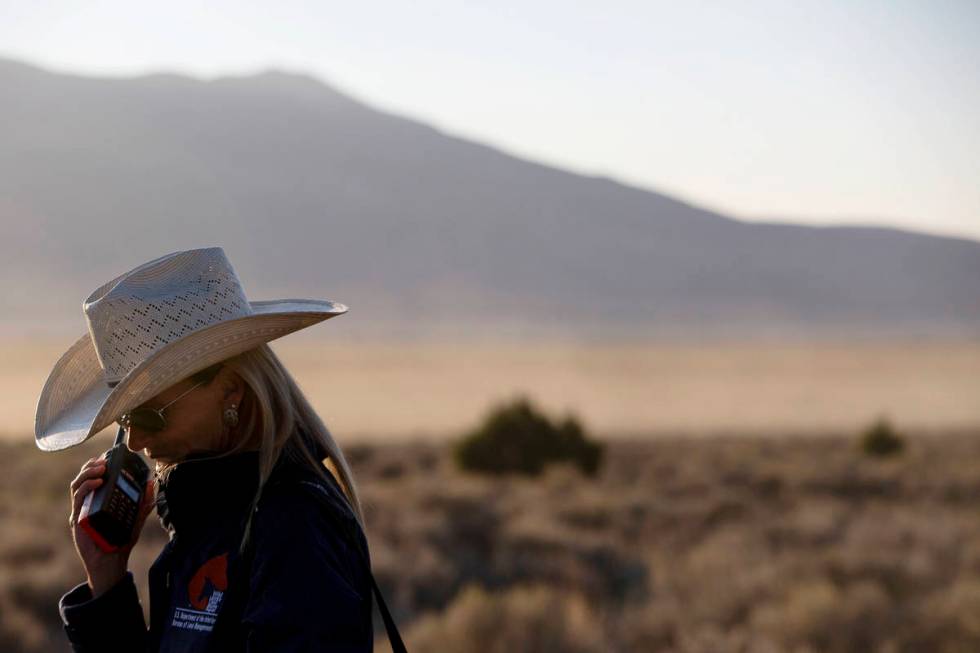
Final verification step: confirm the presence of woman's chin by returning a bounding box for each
[144,449,170,463]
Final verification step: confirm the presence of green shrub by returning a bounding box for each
[453,396,604,477]
[858,417,904,457]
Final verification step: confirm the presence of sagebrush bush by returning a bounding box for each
[452,396,604,477]
[859,417,904,457]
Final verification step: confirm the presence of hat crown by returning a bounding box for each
[83,247,252,383]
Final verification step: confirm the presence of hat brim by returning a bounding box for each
[35,299,347,451]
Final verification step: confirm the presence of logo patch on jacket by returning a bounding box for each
[171,553,228,633]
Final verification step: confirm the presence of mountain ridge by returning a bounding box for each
[0,56,977,341]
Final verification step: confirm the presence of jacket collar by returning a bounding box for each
[154,429,335,536]
[155,449,265,536]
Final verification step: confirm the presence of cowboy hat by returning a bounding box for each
[35,246,347,451]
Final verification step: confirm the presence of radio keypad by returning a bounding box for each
[108,488,136,524]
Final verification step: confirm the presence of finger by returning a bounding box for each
[70,457,106,485]
[70,477,104,524]
[69,459,107,494]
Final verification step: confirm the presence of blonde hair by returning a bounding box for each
[160,342,366,555]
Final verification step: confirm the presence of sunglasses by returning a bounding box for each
[117,379,207,432]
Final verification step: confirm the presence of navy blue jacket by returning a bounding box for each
[59,444,375,652]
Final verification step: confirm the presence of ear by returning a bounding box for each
[218,368,246,405]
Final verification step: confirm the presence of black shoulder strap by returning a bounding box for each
[250,475,408,653]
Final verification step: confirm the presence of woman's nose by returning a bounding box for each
[127,428,148,452]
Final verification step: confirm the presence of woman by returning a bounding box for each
[35,247,406,652]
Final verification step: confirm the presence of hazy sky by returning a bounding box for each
[2,1,978,240]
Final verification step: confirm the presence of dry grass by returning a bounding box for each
[5,428,980,651]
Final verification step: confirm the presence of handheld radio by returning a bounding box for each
[78,425,151,553]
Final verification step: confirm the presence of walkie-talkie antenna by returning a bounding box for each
[113,424,127,447]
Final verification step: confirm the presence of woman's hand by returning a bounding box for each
[68,454,156,598]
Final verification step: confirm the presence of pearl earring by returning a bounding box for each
[223,403,239,428]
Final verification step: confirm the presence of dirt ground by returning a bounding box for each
[4,337,979,443]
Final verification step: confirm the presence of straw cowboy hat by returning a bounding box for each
[35,246,347,452]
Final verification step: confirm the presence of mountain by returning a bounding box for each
[1,57,977,340]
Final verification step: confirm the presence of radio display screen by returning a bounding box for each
[117,475,140,503]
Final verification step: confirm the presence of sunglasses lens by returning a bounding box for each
[126,408,166,432]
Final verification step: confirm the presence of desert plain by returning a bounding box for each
[2,337,979,652]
